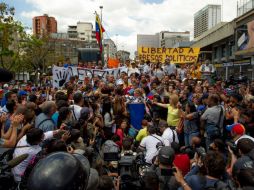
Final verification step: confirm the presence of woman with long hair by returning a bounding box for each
[113,95,128,128]
[102,98,114,139]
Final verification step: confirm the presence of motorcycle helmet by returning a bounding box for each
[27,152,90,190]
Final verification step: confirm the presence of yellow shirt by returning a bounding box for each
[167,105,180,127]
[136,127,148,142]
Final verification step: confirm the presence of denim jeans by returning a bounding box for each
[184,132,200,146]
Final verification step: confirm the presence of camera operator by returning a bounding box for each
[151,146,180,190]
[121,137,136,157]
[138,125,164,165]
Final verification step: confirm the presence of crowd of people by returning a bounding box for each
[0,58,254,190]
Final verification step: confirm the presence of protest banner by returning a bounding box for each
[138,47,200,64]
[52,66,127,88]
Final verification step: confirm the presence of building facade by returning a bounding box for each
[194,5,221,38]
[67,22,96,42]
[137,34,160,49]
[33,14,57,36]
[116,50,130,63]
[237,0,254,16]
[192,8,254,80]
[103,39,117,59]
[159,31,190,48]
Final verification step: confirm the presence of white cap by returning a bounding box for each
[3,84,8,88]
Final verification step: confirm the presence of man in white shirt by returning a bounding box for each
[139,125,164,164]
[158,120,179,146]
[200,59,215,84]
[70,92,84,120]
[12,128,61,182]
[143,61,151,74]
[128,62,140,76]
[163,58,176,76]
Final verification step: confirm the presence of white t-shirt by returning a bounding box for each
[12,131,53,182]
[162,127,179,146]
[235,135,254,145]
[128,68,140,76]
[140,134,164,164]
[70,104,82,120]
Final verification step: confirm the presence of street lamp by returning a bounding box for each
[99,6,103,22]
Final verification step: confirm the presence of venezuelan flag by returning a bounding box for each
[95,14,105,52]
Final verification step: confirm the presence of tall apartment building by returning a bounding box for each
[237,0,254,16]
[33,14,57,36]
[67,22,96,42]
[194,5,221,38]
[159,31,190,48]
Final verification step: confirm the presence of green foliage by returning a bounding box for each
[0,2,26,70]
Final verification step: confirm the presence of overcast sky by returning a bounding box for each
[5,0,238,57]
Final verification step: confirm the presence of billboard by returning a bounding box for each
[138,47,200,63]
[237,20,254,50]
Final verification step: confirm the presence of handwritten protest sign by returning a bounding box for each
[138,47,200,63]
[52,66,127,88]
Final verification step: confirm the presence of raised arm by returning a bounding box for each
[153,102,169,109]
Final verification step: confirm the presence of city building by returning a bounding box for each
[103,39,117,59]
[137,34,160,49]
[33,14,57,36]
[67,22,96,42]
[116,50,130,63]
[159,31,190,48]
[49,33,94,65]
[192,8,254,80]
[194,5,221,38]
[237,0,254,16]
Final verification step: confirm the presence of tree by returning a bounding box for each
[0,2,26,70]
[22,35,54,84]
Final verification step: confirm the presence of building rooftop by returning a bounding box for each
[194,4,221,17]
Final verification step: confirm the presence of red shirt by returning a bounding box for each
[173,154,190,176]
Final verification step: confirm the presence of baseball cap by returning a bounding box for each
[226,123,245,135]
[158,147,175,165]
[3,84,9,88]
[18,90,28,96]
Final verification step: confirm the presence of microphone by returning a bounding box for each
[0,68,13,82]
[1,154,28,172]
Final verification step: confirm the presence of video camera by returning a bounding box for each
[103,149,146,190]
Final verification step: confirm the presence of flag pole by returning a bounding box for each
[99,6,105,67]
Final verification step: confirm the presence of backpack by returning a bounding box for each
[151,135,165,150]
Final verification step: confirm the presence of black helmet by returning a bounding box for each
[28,152,90,190]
